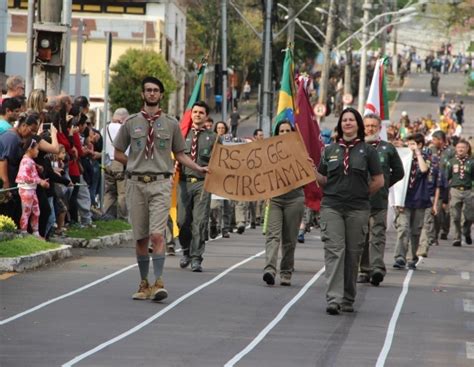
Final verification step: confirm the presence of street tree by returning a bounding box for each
[109,48,177,113]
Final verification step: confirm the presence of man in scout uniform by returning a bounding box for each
[114,77,208,302]
[178,101,217,272]
[446,140,473,246]
[358,113,404,286]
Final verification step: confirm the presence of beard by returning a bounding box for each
[144,96,159,107]
[365,133,379,143]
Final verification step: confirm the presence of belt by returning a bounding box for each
[181,177,205,183]
[453,186,471,191]
[127,173,171,183]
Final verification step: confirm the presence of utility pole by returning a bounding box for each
[379,0,387,56]
[74,18,83,97]
[33,0,69,96]
[286,5,295,45]
[25,0,35,96]
[343,0,353,101]
[221,0,228,122]
[357,0,371,112]
[318,0,336,109]
[392,1,398,77]
[61,0,72,94]
[0,0,8,76]
[261,0,273,137]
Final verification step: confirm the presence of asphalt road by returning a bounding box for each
[1,226,473,367]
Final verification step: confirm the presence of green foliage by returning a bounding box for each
[109,48,177,114]
[0,236,59,258]
[0,215,17,233]
[66,220,131,240]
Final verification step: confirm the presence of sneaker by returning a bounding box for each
[465,235,472,245]
[166,246,176,256]
[132,279,152,300]
[393,258,406,269]
[326,303,340,315]
[357,273,370,283]
[151,278,168,302]
[340,304,354,313]
[280,274,291,286]
[297,232,305,244]
[237,226,245,234]
[407,261,417,270]
[452,240,462,247]
[263,272,275,286]
[180,255,191,269]
[222,231,230,238]
[191,259,203,272]
[370,271,384,286]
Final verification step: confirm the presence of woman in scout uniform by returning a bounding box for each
[262,120,305,287]
[315,107,384,315]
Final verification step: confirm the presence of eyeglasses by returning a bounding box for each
[145,88,161,94]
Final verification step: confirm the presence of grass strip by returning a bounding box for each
[0,236,60,258]
[66,220,131,240]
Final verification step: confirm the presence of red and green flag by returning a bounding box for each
[364,57,389,120]
[274,47,295,135]
[180,61,207,137]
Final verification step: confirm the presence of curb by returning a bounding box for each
[0,245,72,272]
[51,229,133,249]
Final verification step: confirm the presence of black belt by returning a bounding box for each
[181,177,205,183]
[452,186,471,191]
[127,173,171,183]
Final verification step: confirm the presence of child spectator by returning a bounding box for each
[15,137,50,236]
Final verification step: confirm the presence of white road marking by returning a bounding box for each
[375,269,414,367]
[224,266,326,367]
[466,342,474,359]
[0,264,137,326]
[461,272,470,280]
[463,299,474,313]
[62,250,265,367]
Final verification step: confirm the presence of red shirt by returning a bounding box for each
[57,130,83,177]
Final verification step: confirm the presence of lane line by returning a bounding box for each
[375,269,414,367]
[0,264,137,326]
[461,272,470,280]
[62,250,265,367]
[463,299,474,313]
[224,266,325,367]
[467,342,474,359]
[0,230,230,325]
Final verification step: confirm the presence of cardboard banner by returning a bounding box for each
[388,147,412,207]
[204,132,316,202]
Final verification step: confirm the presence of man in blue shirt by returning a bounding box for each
[0,98,21,134]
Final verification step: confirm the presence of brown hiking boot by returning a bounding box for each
[132,279,152,300]
[151,278,168,302]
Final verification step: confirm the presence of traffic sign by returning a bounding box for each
[314,103,327,117]
[343,93,353,105]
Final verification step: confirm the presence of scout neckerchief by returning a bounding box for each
[455,155,467,180]
[141,109,162,160]
[338,138,361,175]
[409,153,419,189]
[190,126,206,162]
[370,138,381,149]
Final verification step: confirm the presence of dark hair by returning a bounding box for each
[0,98,22,115]
[456,139,471,154]
[253,128,263,137]
[406,133,425,147]
[73,96,89,109]
[363,113,381,125]
[274,119,294,136]
[192,100,210,115]
[213,121,229,134]
[431,130,446,142]
[141,76,165,93]
[336,107,365,141]
[23,112,40,126]
[22,136,38,151]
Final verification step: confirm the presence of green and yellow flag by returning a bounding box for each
[274,47,296,135]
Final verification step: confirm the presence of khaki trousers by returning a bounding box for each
[418,206,436,256]
[360,208,388,276]
[320,207,369,306]
[450,188,473,241]
[103,160,127,219]
[264,195,304,277]
[393,207,425,262]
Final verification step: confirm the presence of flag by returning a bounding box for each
[274,48,295,135]
[295,75,323,211]
[364,57,389,120]
[180,62,207,137]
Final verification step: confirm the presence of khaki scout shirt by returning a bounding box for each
[318,141,382,210]
[113,112,186,175]
[181,128,217,179]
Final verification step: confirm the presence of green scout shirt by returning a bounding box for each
[369,141,405,209]
[181,128,217,179]
[446,156,473,189]
[437,145,455,171]
[113,112,186,175]
[318,141,382,211]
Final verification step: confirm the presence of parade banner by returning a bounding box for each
[388,147,412,207]
[205,132,316,201]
